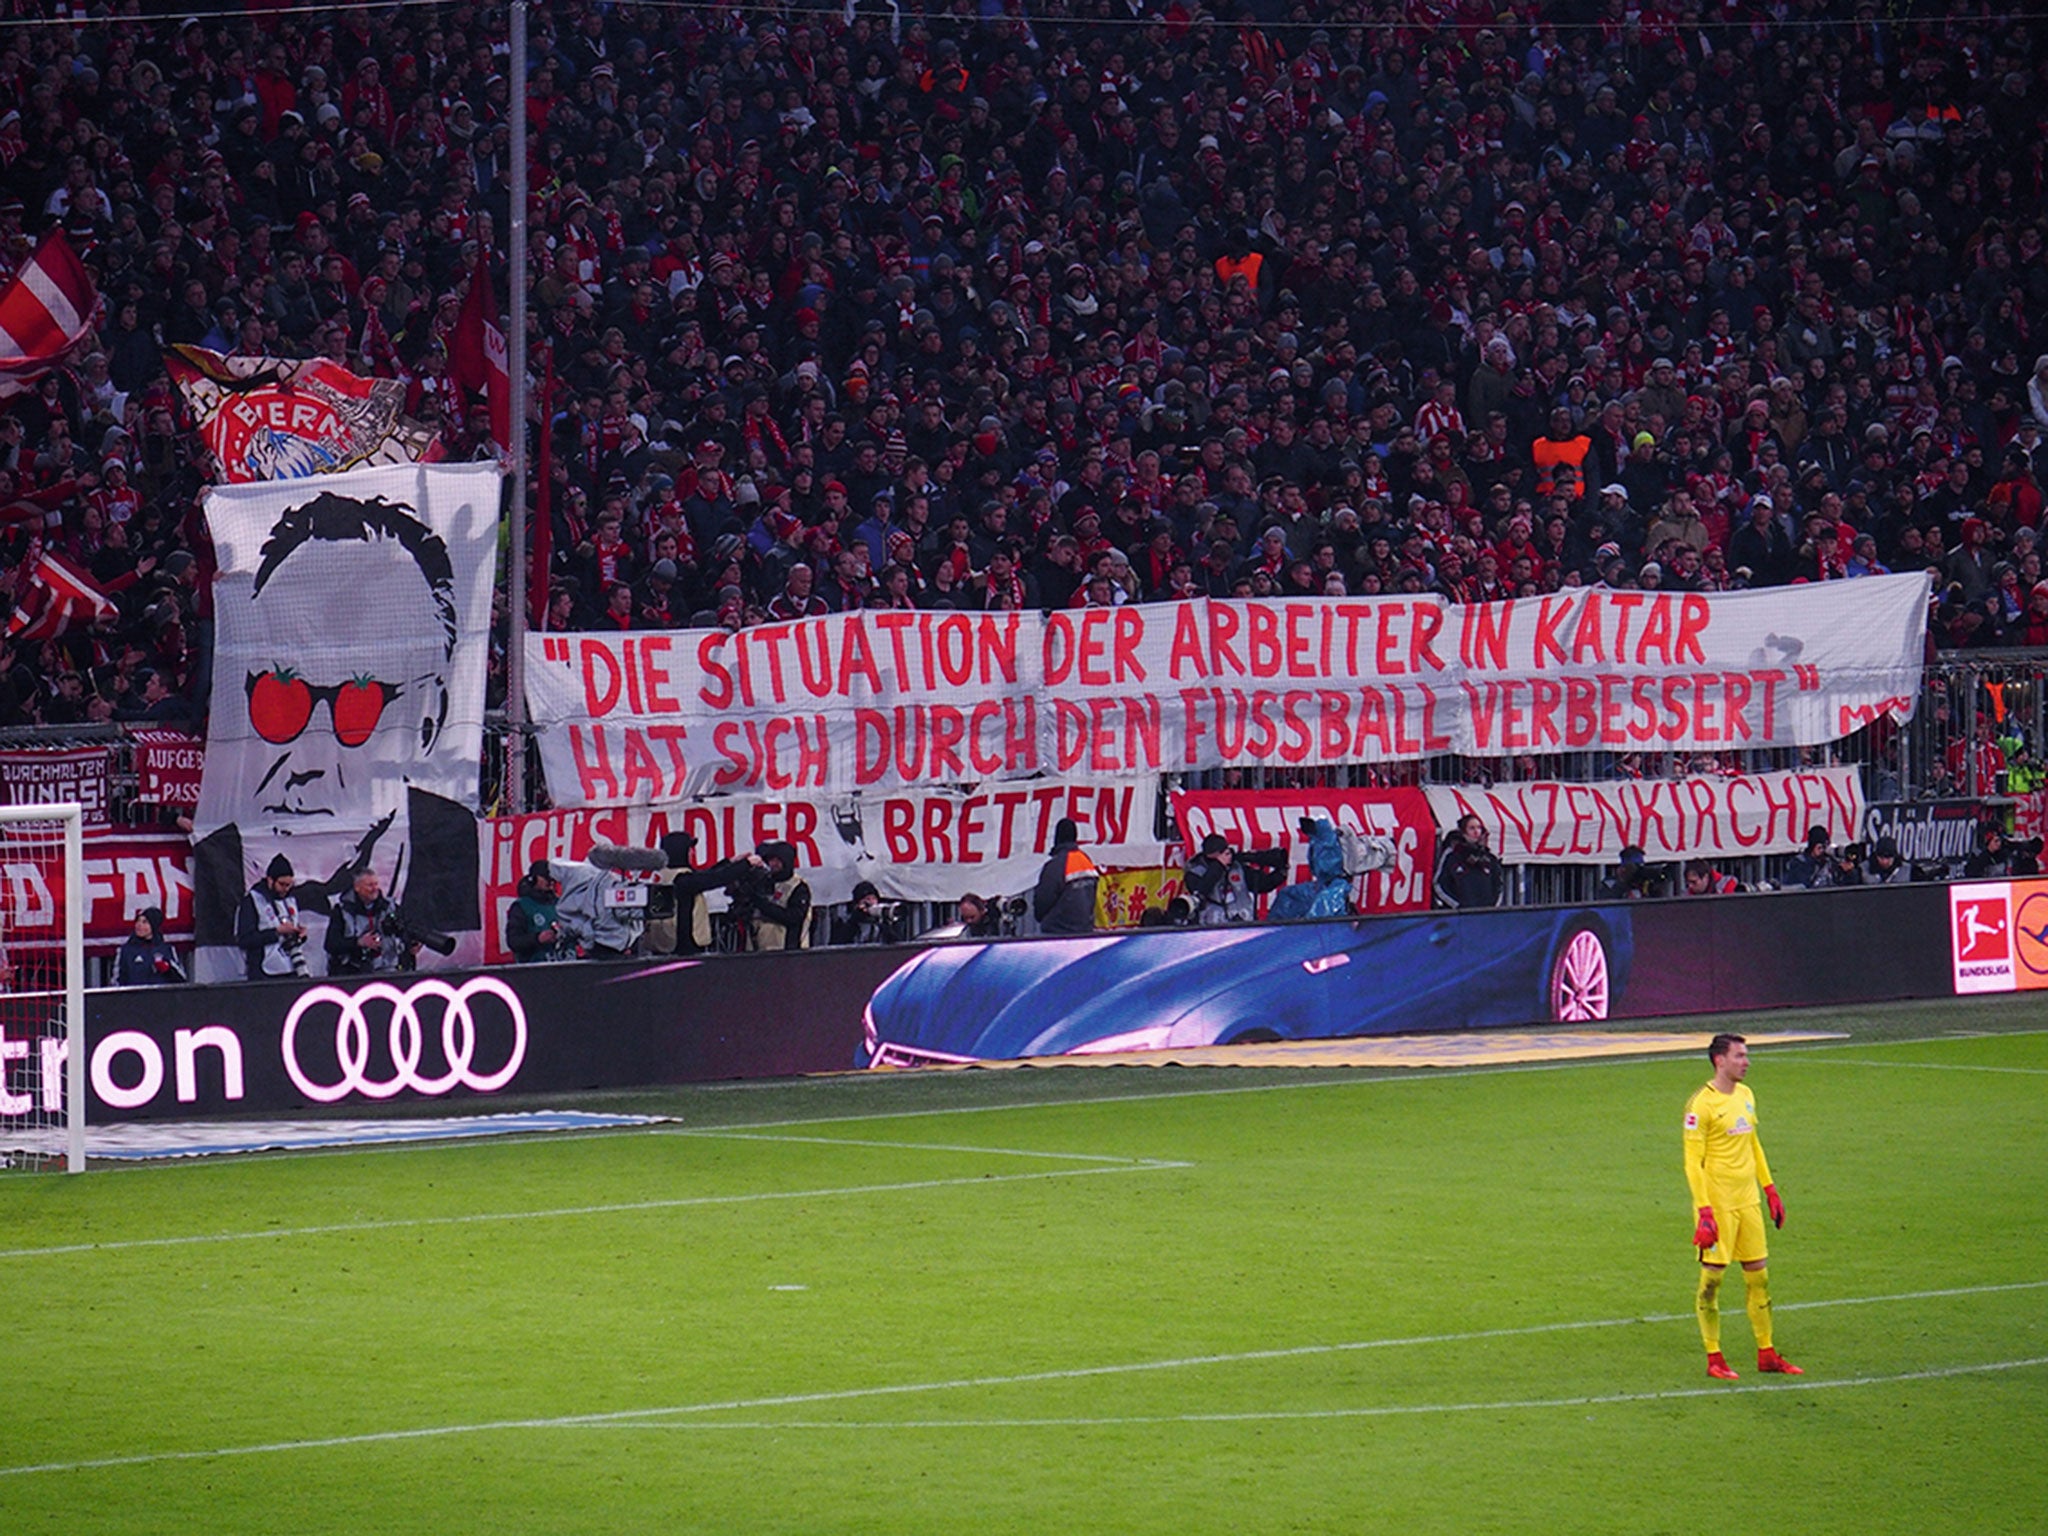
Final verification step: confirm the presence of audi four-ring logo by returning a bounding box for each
[281,977,528,1103]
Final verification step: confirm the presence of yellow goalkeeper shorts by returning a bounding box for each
[1700,1201,1769,1266]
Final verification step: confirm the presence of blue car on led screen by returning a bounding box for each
[857,907,1632,1068]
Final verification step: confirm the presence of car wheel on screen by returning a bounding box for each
[1547,925,1612,1022]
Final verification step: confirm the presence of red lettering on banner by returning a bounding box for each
[968,701,1005,776]
[1249,603,1281,677]
[620,731,662,799]
[1609,593,1646,660]
[1677,595,1711,664]
[882,799,915,860]
[1029,784,1067,849]
[923,795,954,862]
[840,620,882,696]
[1372,605,1403,676]
[580,641,624,716]
[1571,594,1606,665]
[697,634,733,708]
[1636,598,1674,666]
[1207,603,1244,677]
[1533,597,1572,668]
[1113,607,1146,683]
[639,637,679,712]
[1169,604,1208,679]
[1411,603,1446,673]
[570,725,619,801]
[1461,601,1510,671]
[957,795,988,863]
[993,790,1028,852]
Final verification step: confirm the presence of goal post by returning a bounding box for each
[0,803,87,1173]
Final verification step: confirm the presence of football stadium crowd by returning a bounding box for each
[3,0,2048,737]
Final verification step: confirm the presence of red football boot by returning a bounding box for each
[1706,1352,1740,1381]
[1758,1348,1804,1375]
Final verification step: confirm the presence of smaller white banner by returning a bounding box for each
[1424,768,1865,864]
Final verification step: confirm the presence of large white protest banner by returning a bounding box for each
[528,576,1930,807]
[198,462,502,829]
[190,463,500,980]
[1425,767,1866,865]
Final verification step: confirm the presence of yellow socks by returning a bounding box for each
[1696,1267,1724,1353]
[1745,1266,1774,1351]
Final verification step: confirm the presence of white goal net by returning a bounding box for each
[0,804,86,1173]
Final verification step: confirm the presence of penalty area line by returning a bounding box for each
[2,1279,2041,1480]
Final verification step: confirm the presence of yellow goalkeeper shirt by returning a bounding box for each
[1682,1081,1775,1211]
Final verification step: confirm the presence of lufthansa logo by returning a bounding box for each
[281,977,527,1104]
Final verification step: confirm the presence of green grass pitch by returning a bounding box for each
[3,997,2045,1533]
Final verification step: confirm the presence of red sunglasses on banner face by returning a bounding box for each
[245,669,402,748]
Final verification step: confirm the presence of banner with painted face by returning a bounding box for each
[197,463,502,830]
[527,577,1931,807]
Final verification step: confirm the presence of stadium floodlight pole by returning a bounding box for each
[505,0,530,812]
[64,803,84,1172]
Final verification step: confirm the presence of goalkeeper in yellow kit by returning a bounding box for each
[1683,1033,1802,1381]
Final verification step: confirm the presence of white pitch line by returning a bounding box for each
[1799,1058,2048,1076]
[673,1129,1172,1164]
[576,1356,2048,1432]
[2,1279,2040,1480]
[0,1161,1187,1263]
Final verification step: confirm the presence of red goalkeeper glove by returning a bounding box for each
[1693,1207,1719,1250]
[1766,1184,1785,1229]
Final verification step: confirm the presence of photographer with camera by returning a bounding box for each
[1864,836,1914,885]
[955,893,1007,939]
[1683,861,1742,897]
[1821,842,1866,888]
[1965,823,2019,880]
[234,854,309,980]
[506,860,575,963]
[1183,834,1289,925]
[1781,826,1833,889]
[1601,846,1668,901]
[731,841,812,951]
[325,866,419,976]
[552,844,670,959]
[114,907,185,986]
[644,833,754,957]
[832,881,905,946]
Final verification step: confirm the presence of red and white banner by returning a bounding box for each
[529,580,1929,807]
[525,611,1045,803]
[132,730,206,809]
[167,346,439,483]
[1,829,193,953]
[478,779,1165,963]
[0,232,96,399]
[1424,768,1866,864]
[0,745,110,827]
[1169,787,1436,911]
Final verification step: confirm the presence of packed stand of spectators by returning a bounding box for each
[7,2,2048,741]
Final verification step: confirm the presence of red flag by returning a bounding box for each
[0,231,98,399]
[7,549,117,639]
[450,261,511,450]
[531,351,554,628]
